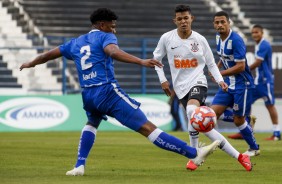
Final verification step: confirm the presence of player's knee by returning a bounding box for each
[138,121,157,137]
[186,104,197,117]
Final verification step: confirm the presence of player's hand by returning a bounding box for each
[141,59,163,68]
[19,62,34,71]
[219,81,228,92]
[161,81,172,96]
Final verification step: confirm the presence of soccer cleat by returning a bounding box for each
[265,131,281,141]
[238,154,252,171]
[265,135,281,141]
[244,149,260,157]
[186,160,198,171]
[227,133,243,140]
[186,140,221,171]
[66,165,85,176]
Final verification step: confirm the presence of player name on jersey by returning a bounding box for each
[83,71,97,81]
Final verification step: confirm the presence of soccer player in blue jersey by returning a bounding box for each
[211,11,260,157]
[19,8,221,176]
[250,25,280,140]
[227,25,281,141]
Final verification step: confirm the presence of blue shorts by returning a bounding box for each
[252,83,275,105]
[81,83,148,131]
[212,88,253,117]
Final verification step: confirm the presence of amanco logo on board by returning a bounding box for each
[0,97,69,129]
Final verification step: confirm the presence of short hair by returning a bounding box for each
[252,24,264,31]
[175,4,192,14]
[213,11,230,21]
[90,8,118,24]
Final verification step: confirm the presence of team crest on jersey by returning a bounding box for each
[191,42,199,52]
[191,87,200,96]
[233,104,239,111]
[227,40,232,49]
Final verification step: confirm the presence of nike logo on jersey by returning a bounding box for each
[171,46,179,50]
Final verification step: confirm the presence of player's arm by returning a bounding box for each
[104,44,163,68]
[217,60,223,68]
[220,61,245,77]
[221,36,247,76]
[201,37,228,91]
[20,47,62,70]
[153,35,172,96]
[249,58,263,70]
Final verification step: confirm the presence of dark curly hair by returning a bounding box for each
[175,4,192,14]
[90,8,118,24]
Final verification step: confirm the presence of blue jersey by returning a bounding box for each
[216,30,254,90]
[59,29,118,88]
[59,29,148,131]
[254,39,273,85]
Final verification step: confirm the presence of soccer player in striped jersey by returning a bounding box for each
[154,5,252,171]
[19,8,221,176]
[228,25,281,141]
[211,11,260,156]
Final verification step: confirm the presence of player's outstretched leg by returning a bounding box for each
[66,125,97,176]
[147,128,220,168]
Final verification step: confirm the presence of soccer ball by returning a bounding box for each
[190,106,217,132]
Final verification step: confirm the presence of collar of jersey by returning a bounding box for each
[89,29,100,33]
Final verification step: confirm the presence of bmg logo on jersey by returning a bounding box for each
[0,97,69,129]
[174,58,198,69]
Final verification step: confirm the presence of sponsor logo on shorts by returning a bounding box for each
[191,87,200,96]
[233,104,239,111]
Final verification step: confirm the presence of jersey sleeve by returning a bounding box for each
[59,38,75,60]
[201,36,224,83]
[153,35,168,83]
[255,41,268,61]
[233,36,246,62]
[102,33,118,48]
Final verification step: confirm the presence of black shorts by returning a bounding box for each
[179,86,207,109]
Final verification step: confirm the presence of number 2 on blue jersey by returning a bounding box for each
[80,45,92,70]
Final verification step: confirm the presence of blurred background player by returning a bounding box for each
[228,24,281,141]
[210,11,260,157]
[154,4,252,171]
[19,8,221,176]
[168,81,186,131]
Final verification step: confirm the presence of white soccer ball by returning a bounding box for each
[190,106,217,132]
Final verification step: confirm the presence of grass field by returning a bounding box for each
[1,131,282,184]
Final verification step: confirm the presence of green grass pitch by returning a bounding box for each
[1,131,282,184]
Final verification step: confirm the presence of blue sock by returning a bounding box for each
[245,116,250,125]
[75,125,96,168]
[239,122,259,150]
[222,109,234,123]
[147,128,197,158]
[274,131,281,138]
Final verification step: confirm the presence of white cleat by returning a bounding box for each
[244,149,260,157]
[193,140,221,166]
[66,165,85,176]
